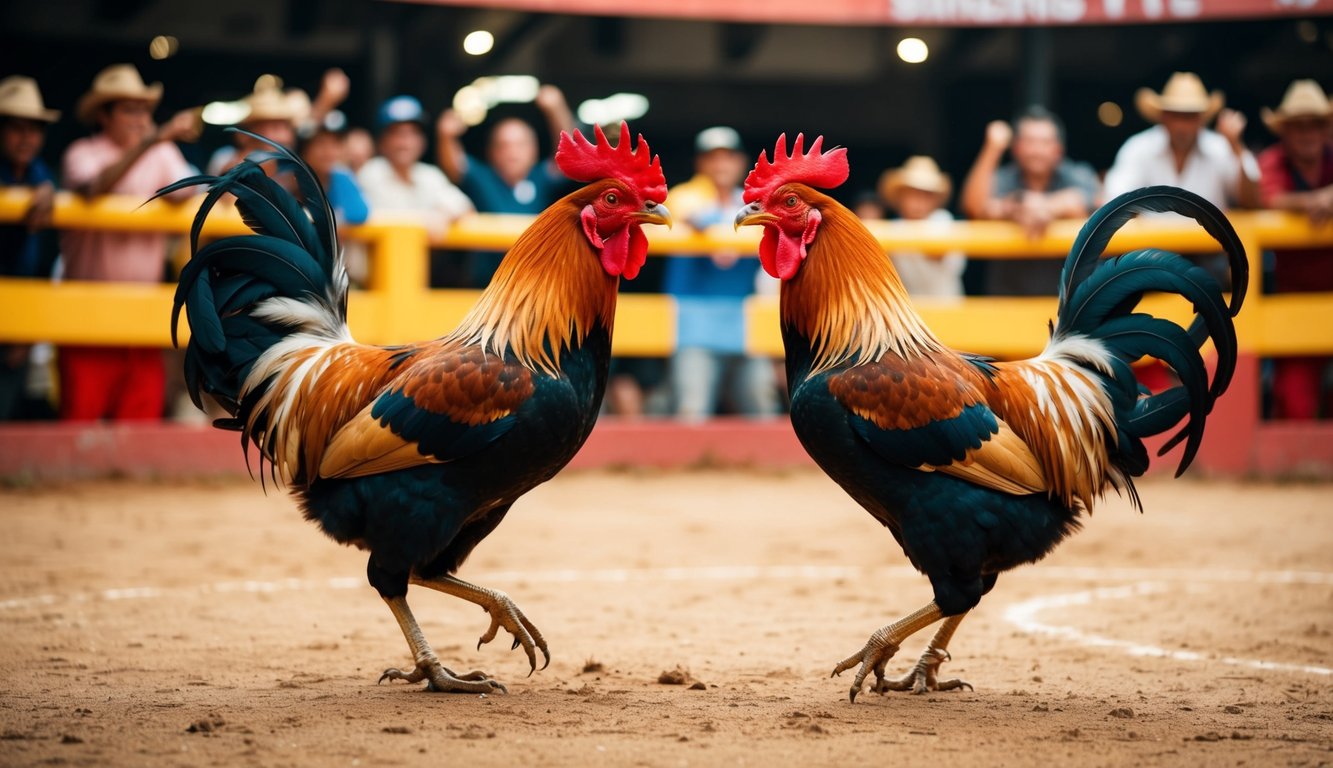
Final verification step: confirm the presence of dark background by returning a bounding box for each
[3,2,1331,204]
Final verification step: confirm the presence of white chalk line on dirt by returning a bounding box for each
[3,564,1329,678]
[1003,581,1333,677]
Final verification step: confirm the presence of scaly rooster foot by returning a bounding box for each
[831,635,901,703]
[874,648,973,695]
[378,661,508,694]
[474,590,550,675]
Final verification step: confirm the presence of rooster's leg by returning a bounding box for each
[411,574,550,674]
[832,601,944,703]
[378,595,508,694]
[876,612,973,695]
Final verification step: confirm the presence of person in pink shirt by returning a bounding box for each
[1258,79,1333,420]
[59,64,196,421]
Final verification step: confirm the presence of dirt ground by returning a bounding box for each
[1,469,1330,768]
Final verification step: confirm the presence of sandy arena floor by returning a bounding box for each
[0,470,1330,767]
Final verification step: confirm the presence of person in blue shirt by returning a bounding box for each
[298,111,370,227]
[663,127,780,421]
[0,76,60,419]
[297,111,371,286]
[436,84,576,287]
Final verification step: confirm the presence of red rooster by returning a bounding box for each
[734,135,1245,702]
[163,123,670,693]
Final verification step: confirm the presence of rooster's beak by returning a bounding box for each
[734,202,777,231]
[633,201,672,229]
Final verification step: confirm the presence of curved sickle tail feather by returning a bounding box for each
[1051,186,1247,479]
[156,129,349,479]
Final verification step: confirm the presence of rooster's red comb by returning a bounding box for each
[556,121,667,204]
[742,133,849,204]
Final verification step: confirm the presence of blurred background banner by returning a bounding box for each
[403,0,1333,25]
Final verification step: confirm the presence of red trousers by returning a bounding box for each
[1271,357,1329,420]
[58,346,165,421]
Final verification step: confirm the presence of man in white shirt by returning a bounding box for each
[1103,72,1260,210]
[358,95,474,285]
[1104,72,1258,393]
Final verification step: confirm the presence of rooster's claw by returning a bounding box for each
[378,661,507,694]
[472,589,551,673]
[876,647,972,695]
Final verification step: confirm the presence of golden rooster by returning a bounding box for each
[164,123,670,694]
[734,134,1245,702]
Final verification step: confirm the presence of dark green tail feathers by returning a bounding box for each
[1054,185,1246,478]
[157,129,347,419]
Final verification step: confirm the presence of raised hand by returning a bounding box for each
[984,120,1013,153]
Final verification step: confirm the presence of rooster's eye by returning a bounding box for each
[604,192,618,206]
[785,195,798,208]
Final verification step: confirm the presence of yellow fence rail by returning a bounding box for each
[1,189,1331,360]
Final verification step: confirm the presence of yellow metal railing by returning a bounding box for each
[1,189,1331,360]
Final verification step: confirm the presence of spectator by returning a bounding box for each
[879,156,966,298]
[343,126,375,174]
[961,106,1099,295]
[0,75,60,420]
[297,111,369,228]
[357,95,474,286]
[1258,79,1333,419]
[1105,72,1260,392]
[207,69,349,178]
[60,64,196,421]
[663,126,779,422]
[436,84,576,286]
[298,111,371,286]
[1104,71,1260,211]
[850,190,886,221]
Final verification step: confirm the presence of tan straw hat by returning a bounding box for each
[1135,72,1224,124]
[77,64,163,124]
[879,156,951,207]
[242,76,311,125]
[1261,79,1331,133]
[0,76,60,123]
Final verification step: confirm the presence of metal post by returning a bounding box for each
[1021,27,1052,110]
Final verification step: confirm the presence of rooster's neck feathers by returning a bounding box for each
[453,197,618,374]
[783,200,943,375]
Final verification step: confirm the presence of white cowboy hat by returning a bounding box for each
[0,76,60,123]
[242,75,311,125]
[77,64,163,124]
[879,156,951,207]
[1135,72,1224,124]
[1261,79,1331,133]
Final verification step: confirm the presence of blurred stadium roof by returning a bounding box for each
[399,0,1333,26]
[2,0,1331,196]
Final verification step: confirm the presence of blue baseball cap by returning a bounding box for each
[376,95,427,133]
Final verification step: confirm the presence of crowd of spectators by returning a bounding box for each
[0,66,1329,422]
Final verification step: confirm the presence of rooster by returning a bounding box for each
[163,123,670,694]
[734,135,1245,703]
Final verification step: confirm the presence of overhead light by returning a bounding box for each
[451,76,541,126]
[463,30,494,56]
[452,85,488,126]
[576,93,650,126]
[149,35,179,61]
[896,37,928,64]
[201,100,250,126]
[1097,101,1123,127]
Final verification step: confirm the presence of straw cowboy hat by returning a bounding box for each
[1135,72,1224,123]
[879,156,951,207]
[76,64,163,124]
[1262,79,1331,133]
[0,76,60,123]
[242,76,311,125]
